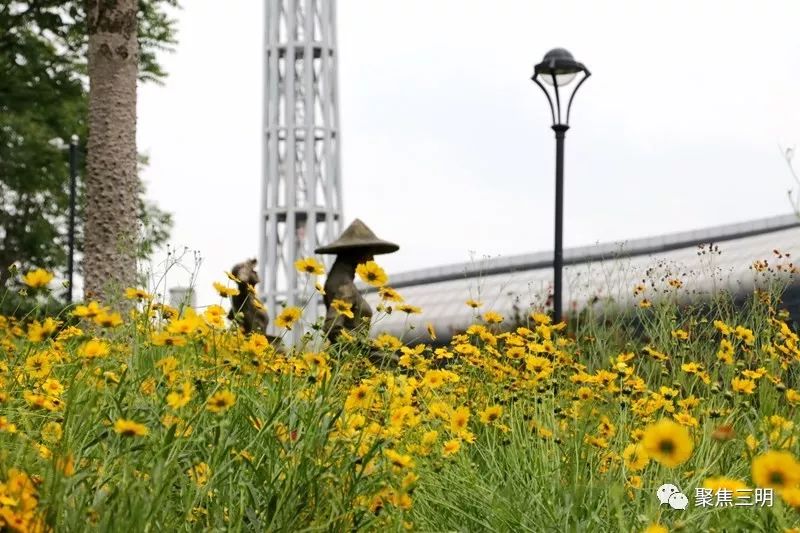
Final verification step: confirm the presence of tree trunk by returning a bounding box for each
[83,0,139,304]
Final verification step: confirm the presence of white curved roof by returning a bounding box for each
[364,214,800,341]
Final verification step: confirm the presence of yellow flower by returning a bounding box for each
[673,412,699,428]
[717,338,734,364]
[531,312,551,325]
[378,286,404,302]
[344,383,374,411]
[751,450,800,490]
[188,462,211,487]
[275,306,302,329]
[787,389,800,405]
[479,405,503,425]
[72,301,104,319]
[671,329,689,340]
[397,304,422,314]
[79,339,110,359]
[25,352,51,379]
[213,281,239,297]
[482,311,504,324]
[443,439,461,457]
[426,322,437,340]
[643,525,668,533]
[206,390,236,414]
[41,378,64,397]
[384,449,414,469]
[356,261,388,287]
[731,377,756,395]
[622,443,649,471]
[22,268,54,288]
[150,331,187,347]
[294,257,324,275]
[734,325,755,345]
[641,419,693,468]
[94,310,123,328]
[780,487,800,508]
[124,287,152,300]
[315,282,326,295]
[450,406,470,434]
[331,299,354,319]
[714,320,732,335]
[166,382,193,410]
[702,476,748,493]
[638,299,652,308]
[114,419,149,437]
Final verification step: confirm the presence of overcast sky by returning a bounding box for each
[137,0,800,308]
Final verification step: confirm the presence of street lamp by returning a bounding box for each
[531,48,590,324]
[67,134,79,305]
[48,135,80,304]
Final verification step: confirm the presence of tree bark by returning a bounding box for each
[83,0,139,304]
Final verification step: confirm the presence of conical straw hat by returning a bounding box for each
[315,218,399,255]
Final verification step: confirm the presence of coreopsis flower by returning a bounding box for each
[275,306,302,329]
[643,525,668,533]
[206,390,236,414]
[41,421,63,443]
[717,338,734,364]
[314,282,326,295]
[673,412,699,428]
[213,281,239,298]
[731,377,756,395]
[638,299,652,308]
[188,462,211,487]
[479,405,503,425]
[671,329,689,340]
[378,286,404,302]
[331,299,354,319]
[442,439,461,457]
[79,339,110,359]
[751,450,800,490]
[356,261,388,287]
[41,378,64,397]
[166,382,193,410]
[373,333,402,351]
[483,311,503,324]
[426,322,437,340]
[397,304,422,315]
[27,318,59,342]
[150,331,187,347]
[124,287,152,300]
[450,406,470,435]
[294,257,324,275]
[94,310,123,328]
[622,443,649,471]
[384,449,414,469]
[73,301,104,319]
[465,299,483,308]
[114,419,149,437]
[787,389,800,405]
[22,268,54,288]
[345,383,374,411]
[24,353,51,380]
[641,419,694,468]
[702,477,748,493]
[713,320,732,335]
[734,325,755,345]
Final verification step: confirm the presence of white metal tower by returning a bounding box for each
[260,0,343,335]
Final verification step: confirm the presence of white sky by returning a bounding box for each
[137,0,800,308]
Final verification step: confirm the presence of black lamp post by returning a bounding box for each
[531,48,590,324]
[67,134,79,304]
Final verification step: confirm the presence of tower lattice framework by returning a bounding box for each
[260,0,343,335]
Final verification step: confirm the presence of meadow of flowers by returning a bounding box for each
[3,257,800,532]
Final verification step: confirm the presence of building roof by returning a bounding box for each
[364,214,800,341]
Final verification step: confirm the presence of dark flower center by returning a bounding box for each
[658,439,675,454]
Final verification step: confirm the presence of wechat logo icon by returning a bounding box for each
[657,484,688,510]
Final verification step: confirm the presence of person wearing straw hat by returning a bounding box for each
[315,218,399,345]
